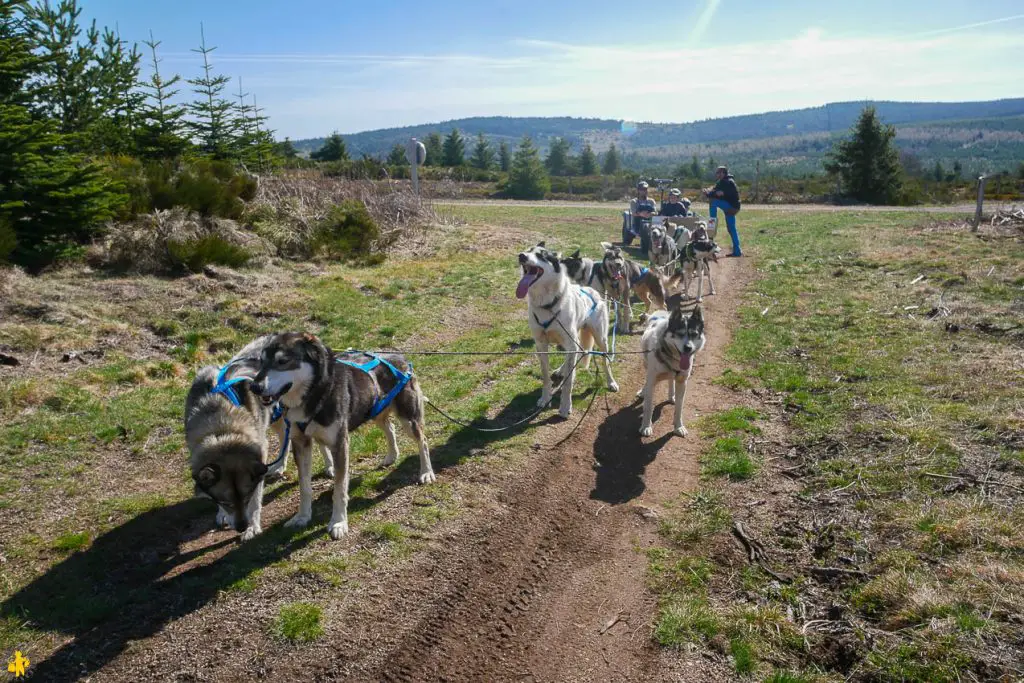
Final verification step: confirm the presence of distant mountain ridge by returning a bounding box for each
[291,98,1024,176]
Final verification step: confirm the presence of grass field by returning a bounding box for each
[648,211,1024,680]
[0,204,1020,680]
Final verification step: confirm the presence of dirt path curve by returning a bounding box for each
[295,257,756,682]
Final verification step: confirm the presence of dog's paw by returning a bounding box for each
[418,470,437,485]
[284,513,311,529]
[537,394,551,408]
[215,508,231,528]
[674,425,689,437]
[264,469,287,483]
[240,525,262,542]
[559,404,573,418]
[381,453,397,467]
[607,381,620,393]
[328,519,349,540]
[639,425,653,437]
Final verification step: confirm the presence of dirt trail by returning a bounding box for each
[284,257,756,682]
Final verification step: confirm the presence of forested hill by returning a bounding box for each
[293,98,1024,158]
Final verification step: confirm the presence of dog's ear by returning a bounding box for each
[665,293,683,312]
[196,464,220,488]
[689,305,705,331]
[302,332,318,344]
[600,241,613,251]
[668,306,685,331]
[536,240,546,248]
[569,249,580,259]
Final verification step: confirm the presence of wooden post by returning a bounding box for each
[972,175,987,232]
[754,160,760,202]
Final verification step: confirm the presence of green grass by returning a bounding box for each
[653,595,721,647]
[702,437,757,480]
[274,602,324,644]
[51,532,90,553]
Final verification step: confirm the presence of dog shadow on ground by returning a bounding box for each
[0,482,308,682]
[590,397,672,504]
[347,382,583,515]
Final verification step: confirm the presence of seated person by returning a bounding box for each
[630,181,657,252]
[659,188,689,217]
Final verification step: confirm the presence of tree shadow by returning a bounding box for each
[591,395,673,504]
[0,484,315,682]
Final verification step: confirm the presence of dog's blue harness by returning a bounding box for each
[630,267,650,286]
[336,352,413,419]
[534,287,598,331]
[210,361,291,471]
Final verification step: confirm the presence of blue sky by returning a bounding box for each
[81,0,1024,139]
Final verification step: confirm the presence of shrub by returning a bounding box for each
[167,235,252,272]
[0,217,15,264]
[312,200,381,263]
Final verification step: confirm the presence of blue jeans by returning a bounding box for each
[709,199,741,255]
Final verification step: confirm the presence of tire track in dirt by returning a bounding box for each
[307,256,757,682]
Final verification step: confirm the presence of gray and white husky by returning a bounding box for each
[636,304,706,438]
[600,242,667,334]
[669,223,721,300]
[517,242,619,418]
[648,225,678,271]
[560,249,608,293]
[184,335,319,541]
[251,333,434,540]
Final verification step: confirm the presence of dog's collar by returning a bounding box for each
[538,293,562,311]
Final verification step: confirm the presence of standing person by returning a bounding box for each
[630,181,657,253]
[703,166,742,257]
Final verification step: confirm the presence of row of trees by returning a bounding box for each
[2,0,283,267]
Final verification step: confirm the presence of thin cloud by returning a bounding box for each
[912,12,1024,37]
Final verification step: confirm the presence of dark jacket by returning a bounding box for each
[659,201,687,217]
[712,174,741,208]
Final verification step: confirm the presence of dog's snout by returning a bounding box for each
[518,253,528,264]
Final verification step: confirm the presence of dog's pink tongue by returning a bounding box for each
[516,273,537,299]
[679,352,692,372]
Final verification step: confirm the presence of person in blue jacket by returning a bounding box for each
[703,166,742,257]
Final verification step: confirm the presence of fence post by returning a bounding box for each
[972,175,987,232]
[754,160,760,202]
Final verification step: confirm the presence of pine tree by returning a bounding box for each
[824,106,903,204]
[274,137,298,159]
[136,30,188,159]
[470,133,495,170]
[187,24,237,159]
[1,0,121,268]
[601,143,621,175]
[952,160,963,180]
[689,155,701,179]
[90,26,143,155]
[505,136,550,199]
[579,143,597,175]
[933,161,945,183]
[387,143,409,166]
[442,128,465,166]
[311,132,349,162]
[499,141,511,172]
[424,132,443,166]
[544,137,571,176]
[706,156,716,181]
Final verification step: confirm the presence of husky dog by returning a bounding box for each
[669,223,721,300]
[185,336,287,540]
[670,223,693,251]
[517,242,619,417]
[600,242,667,334]
[636,304,706,437]
[648,225,678,271]
[251,334,434,540]
[561,249,608,293]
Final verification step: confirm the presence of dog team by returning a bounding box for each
[185,208,721,541]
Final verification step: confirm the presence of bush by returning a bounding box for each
[167,235,252,272]
[313,200,381,263]
[0,218,15,264]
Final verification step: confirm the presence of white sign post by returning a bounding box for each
[405,138,427,195]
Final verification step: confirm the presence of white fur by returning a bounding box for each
[519,246,618,418]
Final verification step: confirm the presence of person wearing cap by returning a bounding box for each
[703,166,742,257]
[659,188,689,218]
[629,181,658,252]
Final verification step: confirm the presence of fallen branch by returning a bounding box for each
[599,611,629,635]
[805,566,869,579]
[922,472,1024,494]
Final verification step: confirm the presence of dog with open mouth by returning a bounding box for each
[669,222,721,301]
[184,335,328,541]
[517,242,619,417]
[251,333,434,540]
[636,302,706,437]
[599,241,667,334]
